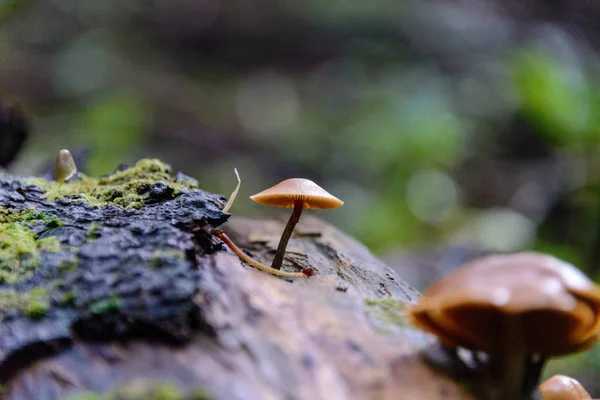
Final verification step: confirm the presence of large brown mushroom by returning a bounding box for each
[539,375,592,400]
[407,252,600,400]
[250,178,343,270]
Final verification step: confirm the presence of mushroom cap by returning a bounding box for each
[55,149,77,183]
[408,252,600,356]
[250,178,344,209]
[539,375,591,400]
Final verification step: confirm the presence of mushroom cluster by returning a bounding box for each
[407,252,600,400]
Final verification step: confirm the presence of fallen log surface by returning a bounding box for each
[0,159,473,400]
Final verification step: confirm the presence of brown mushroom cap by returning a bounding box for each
[250,178,344,209]
[539,375,591,400]
[408,252,600,356]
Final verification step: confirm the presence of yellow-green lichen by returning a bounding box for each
[0,287,49,319]
[363,297,410,329]
[64,382,212,400]
[27,159,198,209]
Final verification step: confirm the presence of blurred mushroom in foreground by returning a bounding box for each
[250,178,343,270]
[539,374,591,400]
[407,252,600,400]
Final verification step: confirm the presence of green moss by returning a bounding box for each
[189,390,212,400]
[58,256,79,273]
[63,382,211,400]
[112,382,181,400]
[90,296,122,315]
[0,222,36,254]
[0,223,37,282]
[0,287,49,319]
[0,216,63,283]
[27,159,198,209]
[150,249,186,268]
[65,395,103,400]
[88,222,99,239]
[38,236,61,253]
[60,290,77,306]
[0,208,62,228]
[147,383,180,400]
[364,297,409,327]
[27,299,48,319]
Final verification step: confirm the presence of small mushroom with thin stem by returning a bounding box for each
[43,149,78,201]
[250,178,343,270]
[407,252,600,400]
[539,375,591,400]
[55,149,77,184]
[212,170,313,278]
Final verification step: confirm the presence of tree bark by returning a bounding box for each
[0,162,473,400]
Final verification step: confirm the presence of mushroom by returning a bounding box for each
[43,149,78,201]
[55,149,77,184]
[407,252,600,400]
[539,375,591,400]
[250,178,343,270]
[211,171,313,279]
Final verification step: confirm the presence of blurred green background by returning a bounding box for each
[2,0,600,394]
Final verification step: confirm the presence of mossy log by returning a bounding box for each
[0,160,473,400]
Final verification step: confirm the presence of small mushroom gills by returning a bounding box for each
[407,252,600,400]
[250,178,343,270]
[539,375,591,400]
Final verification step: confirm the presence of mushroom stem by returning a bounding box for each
[488,317,528,400]
[271,200,304,270]
[213,229,309,278]
[523,355,546,398]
